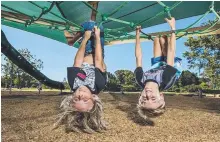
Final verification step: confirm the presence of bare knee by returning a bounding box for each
[154,37,159,43]
[159,36,168,56]
[153,37,160,47]
[153,37,162,57]
[159,36,166,44]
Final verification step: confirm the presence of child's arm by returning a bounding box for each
[73,31,91,68]
[166,17,176,67]
[94,26,105,72]
[135,26,142,68]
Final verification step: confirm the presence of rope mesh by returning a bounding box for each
[1,1,220,45]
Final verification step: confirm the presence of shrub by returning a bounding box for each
[105,83,121,92]
[199,82,209,89]
[180,87,187,92]
[175,88,180,92]
[122,85,137,92]
[31,84,37,88]
[202,89,220,94]
[42,84,49,89]
[183,85,201,92]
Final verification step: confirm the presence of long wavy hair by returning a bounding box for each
[53,95,107,133]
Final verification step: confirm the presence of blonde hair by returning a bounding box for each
[53,95,107,133]
[137,103,165,121]
[137,90,166,121]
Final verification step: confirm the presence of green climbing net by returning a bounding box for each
[1,1,220,47]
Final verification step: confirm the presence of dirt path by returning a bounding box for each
[1,91,220,142]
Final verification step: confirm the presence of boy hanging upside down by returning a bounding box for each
[134,17,182,121]
[54,2,107,133]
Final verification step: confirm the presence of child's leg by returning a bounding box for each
[159,36,168,57]
[151,37,164,66]
[83,2,100,56]
[161,34,182,77]
[153,37,163,58]
[64,2,99,46]
[89,1,99,21]
[85,2,105,60]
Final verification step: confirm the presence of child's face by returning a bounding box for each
[72,86,94,112]
[139,86,165,110]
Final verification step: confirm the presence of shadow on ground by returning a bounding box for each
[1,91,72,99]
[108,92,220,125]
[1,91,220,142]
[108,93,155,126]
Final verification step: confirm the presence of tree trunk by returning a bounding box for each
[38,82,42,95]
[5,75,8,89]
[198,88,203,98]
[9,76,12,94]
[211,75,215,89]
[9,65,14,94]
[17,72,21,89]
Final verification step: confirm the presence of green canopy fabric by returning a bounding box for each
[2,1,220,47]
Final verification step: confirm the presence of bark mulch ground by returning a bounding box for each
[1,91,220,142]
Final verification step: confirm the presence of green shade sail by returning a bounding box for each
[2,1,220,47]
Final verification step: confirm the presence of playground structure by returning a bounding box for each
[1,1,220,89]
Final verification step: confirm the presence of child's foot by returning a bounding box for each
[88,1,99,6]
[88,1,99,21]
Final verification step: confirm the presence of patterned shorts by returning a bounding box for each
[151,56,183,79]
[78,21,105,59]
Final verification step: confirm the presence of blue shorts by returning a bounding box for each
[79,21,105,58]
[151,56,183,79]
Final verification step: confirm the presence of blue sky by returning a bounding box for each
[1,13,216,82]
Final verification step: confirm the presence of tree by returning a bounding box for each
[1,59,15,92]
[105,72,120,91]
[1,48,44,89]
[115,70,140,91]
[115,70,136,85]
[63,77,71,90]
[1,75,10,88]
[184,34,220,89]
[178,70,200,86]
[13,76,20,88]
